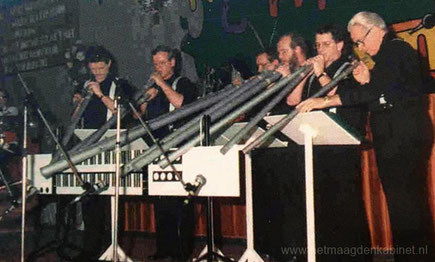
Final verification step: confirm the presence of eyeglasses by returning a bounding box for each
[314,41,334,50]
[153,61,170,67]
[354,27,373,48]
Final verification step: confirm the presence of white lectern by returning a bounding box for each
[216,122,288,262]
[148,122,286,262]
[265,111,360,262]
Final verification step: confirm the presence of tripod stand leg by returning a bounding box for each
[193,245,234,262]
[238,249,263,262]
[99,243,134,262]
[194,245,223,260]
[99,196,134,262]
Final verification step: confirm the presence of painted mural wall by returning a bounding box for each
[393,18,435,77]
[184,0,435,75]
[0,0,433,130]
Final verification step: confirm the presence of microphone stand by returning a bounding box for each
[99,97,134,262]
[20,98,28,262]
[126,99,205,260]
[127,95,213,197]
[13,72,87,262]
[113,97,121,262]
[126,102,188,189]
[15,74,86,185]
[194,115,232,262]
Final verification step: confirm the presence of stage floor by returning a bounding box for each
[0,228,246,262]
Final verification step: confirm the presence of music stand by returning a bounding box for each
[214,122,287,262]
[264,111,360,262]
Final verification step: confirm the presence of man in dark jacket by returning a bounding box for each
[298,12,434,262]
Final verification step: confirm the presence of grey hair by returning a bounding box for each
[347,11,388,32]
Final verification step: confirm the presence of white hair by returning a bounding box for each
[347,11,388,32]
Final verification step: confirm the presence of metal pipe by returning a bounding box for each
[158,67,311,168]
[68,108,124,154]
[220,65,312,154]
[51,91,93,162]
[69,82,237,154]
[121,71,281,174]
[39,78,258,178]
[242,61,359,153]
[68,83,152,153]
[62,92,93,145]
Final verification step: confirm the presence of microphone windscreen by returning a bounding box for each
[195,175,207,185]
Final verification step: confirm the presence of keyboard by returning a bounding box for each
[28,150,146,196]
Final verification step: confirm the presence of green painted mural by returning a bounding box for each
[183,0,435,76]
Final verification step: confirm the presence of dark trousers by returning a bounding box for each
[313,146,371,262]
[371,107,435,262]
[82,195,110,258]
[253,146,371,262]
[153,197,194,259]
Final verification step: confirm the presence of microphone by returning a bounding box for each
[0,186,39,221]
[184,175,207,196]
[15,186,39,204]
[409,13,435,35]
[69,181,109,205]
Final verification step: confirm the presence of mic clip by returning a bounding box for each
[69,181,107,205]
[184,183,198,196]
[184,175,207,196]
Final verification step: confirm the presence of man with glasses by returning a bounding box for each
[253,48,292,116]
[139,45,197,261]
[140,45,197,135]
[303,24,367,134]
[297,24,370,261]
[268,23,371,261]
[255,48,279,73]
[353,26,373,49]
[298,12,434,261]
